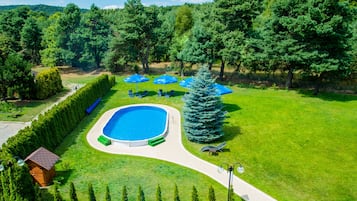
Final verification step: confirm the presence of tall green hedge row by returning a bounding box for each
[35,67,63,100]
[1,74,113,159]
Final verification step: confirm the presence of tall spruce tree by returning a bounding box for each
[122,185,128,201]
[191,186,199,201]
[137,185,145,201]
[105,185,111,201]
[183,66,225,143]
[54,183,63,201]
[88,183,96,201]
[174,184,180,201]
[156,184,162,201]
[69,182,78,201]
[208,186,216,201]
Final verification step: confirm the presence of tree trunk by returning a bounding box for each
[208,62,213,71]
[285,67,294,89]
[219,60,225,81]
[180,61,184,77]
[313,75,321,95]
[143,44,150,73]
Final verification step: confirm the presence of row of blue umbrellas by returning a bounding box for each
[124,74,232,95]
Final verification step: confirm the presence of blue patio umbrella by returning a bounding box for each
[179,77,194,88]
[153,74,178,84]
[179,77,232,95]
[214,83,233,95]
[124,74,149,93]
[154,74,178,97]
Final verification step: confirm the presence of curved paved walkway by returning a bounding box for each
[87,104,277,201]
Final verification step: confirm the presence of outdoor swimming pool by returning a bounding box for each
[103,105,168,146]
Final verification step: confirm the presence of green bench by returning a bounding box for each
[97,135,111,146]
[148,136,165,146]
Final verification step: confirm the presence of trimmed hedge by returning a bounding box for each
[1,74,113,158]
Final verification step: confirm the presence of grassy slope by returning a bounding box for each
[21,73,357,200]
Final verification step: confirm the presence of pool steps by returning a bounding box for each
[148,136,165,146]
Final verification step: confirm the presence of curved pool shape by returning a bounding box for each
[103,105,168,146]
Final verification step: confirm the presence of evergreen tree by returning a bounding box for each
[57,3,81,66]
[179,24,214,67]
[255,0,353,91]
[175,5,193,36]
[156,184,162,201]
[122,186,128,201]
[105,0,161,73]
[54,183,63,201]
[191,186,199,201]
[208,186,216,201]
[20,16,42,64]
[137,185,145,201]
[69,182,78,201]
[183,66,225,143]
[40,12,63,67]
[211,0,263,80]
[34,183,42,201]
[105,185,111,201]
[174,184,180,201]
[0,53,34,100]
[79,4,110,68]
[88,183,96,201]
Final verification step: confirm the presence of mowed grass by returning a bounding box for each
[54,76,232,200]
[186,87,357,201]
[30,74,357,200]
[0,89,71,122]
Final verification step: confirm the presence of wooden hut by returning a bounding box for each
[25,147,60,187]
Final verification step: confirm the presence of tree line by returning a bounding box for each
[51,182,218,201]
[0,0,356,95]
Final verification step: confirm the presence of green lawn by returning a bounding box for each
[0,89,71,122]
[14,74,357,200]
[53,75,234,200]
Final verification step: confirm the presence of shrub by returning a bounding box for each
[35,67,63,100]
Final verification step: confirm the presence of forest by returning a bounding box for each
[0,0,356,100]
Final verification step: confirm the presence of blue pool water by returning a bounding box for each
[103,105,168,141]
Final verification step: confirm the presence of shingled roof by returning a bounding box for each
[25,147,60,171]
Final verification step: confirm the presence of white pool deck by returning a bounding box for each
[87,104,277,201]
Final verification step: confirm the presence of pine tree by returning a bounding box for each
[137,185,145,201]
[156,184,162,201]
[34,183,42,201]
[174,184,180,201]
[69,182,78,201]
[183,65,225,143]
[105,185,111,201]
[54,183,63,201]
[208,186,216,201]
[88,183,96,201]
[191,186,199,201]
[122,186,128,201]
